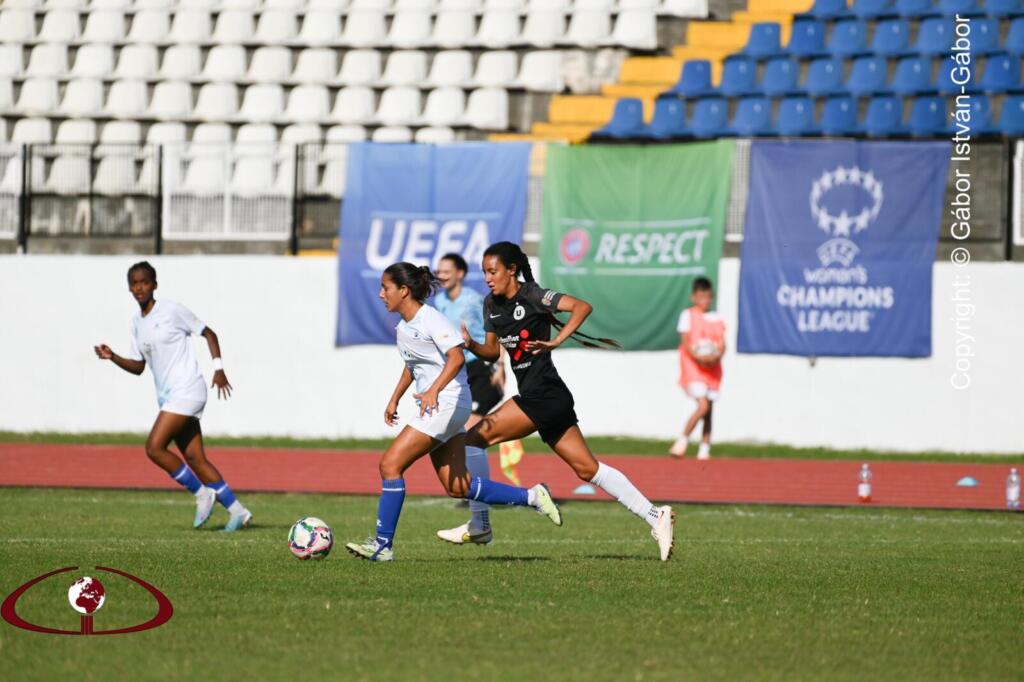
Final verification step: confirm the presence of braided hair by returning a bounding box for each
[483,242,620,350]
[383,262,441,303]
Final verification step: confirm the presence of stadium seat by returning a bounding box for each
[419,86,466,126]
[907,95,946,136]
[986,0,1024,16]
[292,49,336,84]
[893,0,934,17]
[473,51,518,87]
[475,10,520,48]
[428,51,473,87]
[194,83,239,121]
[415,126,457,143]
[860,96,905,136]
[936,56,970,94]
[870,19,910,57]
[318,128,359,197]
[820,95,857,135]
[891,56,936,94]
[97,119,141,153]
[38,10,82,42]
[49,121,95,194]
[326,124,367,143]
[935,0,983,15]
[761,58,799,97]
[997,95,1024,134]
[786,21,828,58]
[71,45,114,80]
[775,97,817,135]
[168,10,212,43]
[637,97,687,138]
[159,45,201,81]
[101,79,147,119]
[463,87,508,129]
[372,126,414,142]
[0,46,22,79]
[968,18,1000,55]
[94,155,139,195]
[433,10,478,48]
[256,10,299,44]
[181,156,228,194]
[284,85,330,122]
[239,84,285,122]
[16,79,59,115]
[668,59,712,97]
[529,0,570,9]
[726,97,772,136]
[717,57,757,97]
[592,97,645,138]
[281,123,322,144]
[231,155,279,196]
[0,10,37,43]
[139,122,186,188]
[907,17,953,56]
[248,47,293,83]
[55,119,97,144]
[25,45,69,79]
[689,97,726,137]
[338,50,383,85]
[742,23,783,59]
[265,0,307,9]
[609,10,656,51]
[11,118,52,144]
[521,11,566,47]
[92,0,132,9]
[202,45,248,82]
[564,10,611,47]
[828,20,870,57]
[298,11,343,45]
[804,58,845,97]
[59,79,104,116]
[976,54,1023,92]
[388,10,433,48]
[352,0,395,8]
[0,79,11,111]
[379,51,429,87]
[192,122,232,147]
[212,10,255,43]
[1004,18,1024,55]
[341,11,387,47]
[946,94,992,135]
[796,0,849,19]
[394,0,435,7]
[82,10,125,43]
[146,121,187,145]
[512,50,563,92]
[849,0,894,18]
[846,56,888,96]
[374,86,421,125]
[145,81,191,120]
[332,86,376,124]
[126,10,169,43]
[111,45,156,81]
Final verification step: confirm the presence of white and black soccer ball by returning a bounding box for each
[694,340,718,358]
[288,517,333,560]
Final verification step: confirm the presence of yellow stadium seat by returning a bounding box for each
[530,123,597,143]
[685,21,750,50]
[601,84,667,102]
[617,57,684,86]
[746,0,814,13]
[548,95,618,125]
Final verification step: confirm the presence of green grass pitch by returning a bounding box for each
[0,488,1021,681]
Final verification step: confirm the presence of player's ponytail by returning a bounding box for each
[383,262,441,303]
[483,242,620,351]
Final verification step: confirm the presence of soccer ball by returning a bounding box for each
[288,517,333,560]
[694,340,718,358]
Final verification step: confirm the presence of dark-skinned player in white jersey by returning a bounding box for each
[459,242,675,561]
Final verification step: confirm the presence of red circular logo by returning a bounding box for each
[560,229,590,266]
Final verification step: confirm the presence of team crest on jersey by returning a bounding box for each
[513,304,525,320]
[541,290,557,307]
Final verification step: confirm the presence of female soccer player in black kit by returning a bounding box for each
[460,242,675,561]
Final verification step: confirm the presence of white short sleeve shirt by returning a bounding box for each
[395,304,471,409]
[129,299,208,406]
[677,308,721,333]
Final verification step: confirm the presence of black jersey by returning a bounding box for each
[483,281,565,395]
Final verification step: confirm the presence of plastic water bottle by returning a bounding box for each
[1007,468,1021,510]
[858,464,872,503]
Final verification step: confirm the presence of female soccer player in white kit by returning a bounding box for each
[344,262,561,562]
[94,262,252,531]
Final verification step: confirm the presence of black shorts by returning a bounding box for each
[466,359,504,416]
[512,379,578,446]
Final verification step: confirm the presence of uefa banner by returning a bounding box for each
[539,142,734,351]
[737,140,949,357]
[336,142,530,345]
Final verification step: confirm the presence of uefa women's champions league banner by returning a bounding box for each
[539,142,734,351]
[335,142,530,346]
[737,140,949,358]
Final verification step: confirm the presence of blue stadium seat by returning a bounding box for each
[726,97,773,136]
[850,0,895,18]
[776,97,818,135]
[936,56,973,94]
[1003,17,1024,55]
[689,98,728,138]
[935,0,983,14]
[976,54,1023,92]
[870,19,911,56]
[718,56,758,96]
[796,0,850,19]
[805,58,846,97]
[907,96,947,135]
[890,56,936,94]
[761,58,800,97]
[820,96,858,135]
[894,0,937,17]
[969,18,1000,54]
[860,96,906,136]
[786,21,829,58]
[640,97,689,139]
[846,56,889,96]
[947,94,993,134]
[827,20,871,57]
[986,0,1024,17]
[997,95,1024,134]
[906,17,953,56]
[669,60,713,97]
[592,98,646,138]
[742,23,784,59]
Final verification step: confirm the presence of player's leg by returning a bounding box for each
[698,402,713,460]
[550,427,675,561]
[465,399,537,448]
[672,393,710,458]
[145,412,209,527]
[174,419,250,530]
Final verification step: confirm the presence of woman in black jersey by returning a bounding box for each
[460,242,676,561]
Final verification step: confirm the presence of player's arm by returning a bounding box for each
[385,367,413,426]
[94,344,146,375]
[414,346,466,417]
[463,328,501,362]
[526,294,592,354]
[201,327,233,399]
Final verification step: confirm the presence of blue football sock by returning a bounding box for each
[209,480,238,509]
[469,476,529,506]
[170,463,202,494]
[375,478,406,547]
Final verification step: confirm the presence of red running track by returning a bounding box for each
[0,443,1017,511]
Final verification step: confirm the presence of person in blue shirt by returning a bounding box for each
[433,253,508,546]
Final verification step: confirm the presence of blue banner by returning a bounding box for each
[336,142,531,345]
[738,141,949,357]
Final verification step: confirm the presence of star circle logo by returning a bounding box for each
[810,166,884,238]
[559,229,590,266]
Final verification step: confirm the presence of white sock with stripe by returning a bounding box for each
[590,462,660,529]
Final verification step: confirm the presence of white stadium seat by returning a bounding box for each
[202,45,248,82]
[309,0,351,8]
[81,11,126,43]
[394,0,432,8]
[521,11,565,47]
[326,124,366,142]
[94,156,138,194]
[147,121,188,145]
[140,121,187,188]
[98,120,141,146]
[439,0,479,8]
[0,79,13,110]
[426,50,472,87]
[255,10,298,44]
[513,50,563,92]
[159,45,202,80]
[431,10,476,49]
[284,84,330,121]
[12,118,53,143]
[607,9,656,49]
[281,123,322,143]
[220,0,262,8]
[387,10,433,48]
[126,10,170,43]
[114,45,159,80]
[463,87,507,129]
[527,0,568,8]
[337,50,382,86]
[168,10,212,44]
[5,0,42,8]
[230,156,278,194]
[576,0,613,7]
[331,86,375,124]
[415,126,455,143]
[248,47,293,83]
[25,45,68,79]
[236,122,278,145]
[90,0,132,9]
[372,126,413,142]
[212,10,256,44]
[351,0,392,9]
[59,79,105,116]
[379,50,428,87]
[237,83,285,122]
[104,79,149,118]
[193,82,239,121]
[659,0,708,16]
[297,11,343,45]
[563,10,610,47]
[55,118,97,143]
[265,0,307,9]
[38,10,82,42]
[484,0,523,8]
[419,86,464,126]
[619,0,658,7]
[180,0,219,10]
[0,10,37,43]
[472,50,517,87]
[340,12,386,48]
[291,49,336,84]
[474,10,519,49]
[71,45,115,79]
[181,157,228,193]
[146,80,193,120]
[192,122,232,145]
[16,79,59,116]
[373,86,421,125]
[0,46,23,78]
[46,153,92,193]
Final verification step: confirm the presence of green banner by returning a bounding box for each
[539,141,734,350]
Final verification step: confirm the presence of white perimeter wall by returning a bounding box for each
[0,256,1021,453]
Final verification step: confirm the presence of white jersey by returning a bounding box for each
[395,304,471,410]
[127,299,208,407]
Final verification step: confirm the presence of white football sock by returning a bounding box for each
[465,446,491,530]
[590,463,660,529]
[227,500,245,515]
[698,442,711,458]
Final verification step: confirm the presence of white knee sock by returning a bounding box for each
[590,462,660,528]
[465,446,491,530]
